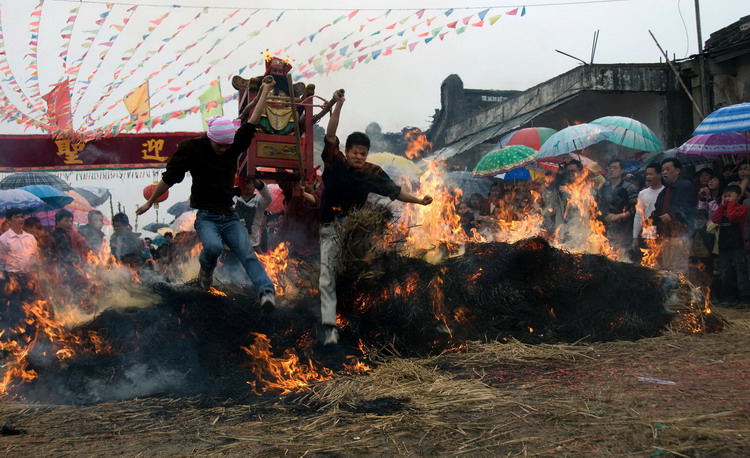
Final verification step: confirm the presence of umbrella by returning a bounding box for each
[590,116,662,152]
[0,171,72,191]
[537,124,613,159]
[677,132,750,155]
[497,168,532,180]
[167,200,192,217]
[367,152,423,179]
[143,222,171,233]
[73,186,111,207]
[693,102,750,135]
[497,127,558,150]
[0,189,46,213]
[472,145,538,177]
[65,190,96,213]
[623,160,643,174]
[442,171,493,197]
[20,184,73,210]
[537,154,599,172]
[638,149,715,172]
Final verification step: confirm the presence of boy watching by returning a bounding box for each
[711,184,749,303]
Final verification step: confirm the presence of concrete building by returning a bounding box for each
[427,15,750,172]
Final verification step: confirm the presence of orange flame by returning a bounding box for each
[241,332,333,395]
[403,129,432,159]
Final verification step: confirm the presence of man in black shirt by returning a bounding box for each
[651,158,697,273]
[136,77,276,311]
[319,91,433,345]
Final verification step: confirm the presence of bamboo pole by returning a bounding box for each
[648,30,704,119]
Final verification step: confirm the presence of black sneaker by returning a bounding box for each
[198,267,213,291]
[260,290,276,313]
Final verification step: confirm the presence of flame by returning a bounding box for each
[257,242,300,296]
[0,299,112,396]
[241,332,333,395]
[343,355,372,374]
[403,129,432,159]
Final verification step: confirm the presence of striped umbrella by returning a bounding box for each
[693,102,750,135]
[677,132,750,155]
[0,171,72,191]
[590,116,662,152]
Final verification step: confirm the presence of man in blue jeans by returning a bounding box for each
[136,77,276,311]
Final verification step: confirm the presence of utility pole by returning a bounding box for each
[695,0,709,119]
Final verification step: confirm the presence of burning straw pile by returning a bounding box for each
[0,204,726,404]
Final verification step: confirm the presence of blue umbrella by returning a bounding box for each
[693,102,750,135]
[0,189,46,213]
[537,124,614,159]
[498,168,532,180]
[20,184,73,210]
[167,200,192,217]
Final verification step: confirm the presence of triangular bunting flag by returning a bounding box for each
[507,8,518,15]
[478,9,490,20]
[489,15,502,25]
[447,21,457,29]
[415,9,425,19]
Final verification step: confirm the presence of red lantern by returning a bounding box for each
[143,182,169,204]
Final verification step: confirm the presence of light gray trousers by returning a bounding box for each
[319,223,340,326]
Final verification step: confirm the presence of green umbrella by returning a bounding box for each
[590,116,662,152]
[472,145,538,177]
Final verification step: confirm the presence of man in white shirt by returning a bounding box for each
[632,163,665,252]
[0,208,40,325]
[234,177,273,250]
[0,208,39,278]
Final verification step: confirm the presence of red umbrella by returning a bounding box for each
[497,127,558,150]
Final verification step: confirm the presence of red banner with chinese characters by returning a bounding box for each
[0,132,202,172]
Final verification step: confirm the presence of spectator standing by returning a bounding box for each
[234,178,272,250]
[632,163,665,253]
[110,213,146,267]
[711,185,750,303]
[78,210,106,254]
[597,159,638,256]
[651,158,697,274]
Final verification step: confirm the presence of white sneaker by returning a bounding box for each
[259,291,276,313]
[322,326,339,346]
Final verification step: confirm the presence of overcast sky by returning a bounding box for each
[0,0,748,229]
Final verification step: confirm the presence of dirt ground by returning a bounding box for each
[0,305,748,457]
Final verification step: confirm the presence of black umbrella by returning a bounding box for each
[142,222,171,233]
[167,200,192,216]
[0,171,73,191]
[73,186,111,207]
[638,149,715,172]
[442,171,493,198]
